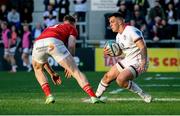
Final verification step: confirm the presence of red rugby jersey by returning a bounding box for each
[35,23,78,45]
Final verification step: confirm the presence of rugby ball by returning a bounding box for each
[104,40,122,57]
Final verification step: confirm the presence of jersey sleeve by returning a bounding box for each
[70,26,78,38]
[129,27,143,42]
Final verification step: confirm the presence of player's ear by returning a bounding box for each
[118,18,124,25]
[118,19,122,25]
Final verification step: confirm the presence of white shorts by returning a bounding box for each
[4,47,16,56]
[32,37,70,64]
[116,58,149,78]
[23,48,30,54]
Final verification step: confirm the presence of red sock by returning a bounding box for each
[41,83,51,97]
[83,84,96,97]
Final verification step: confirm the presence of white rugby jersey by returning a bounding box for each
[116,25,145,64]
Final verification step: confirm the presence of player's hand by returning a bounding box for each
[64,69,72,78]
[103,47,113,56]
[51,73,62,85]
[137,61,147,74]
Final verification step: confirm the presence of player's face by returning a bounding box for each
[109,16,120,32]
[1,23,6,30]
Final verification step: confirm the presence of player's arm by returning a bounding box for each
[43,63,62,85]
[130,27,148,72]
[64,35,76,78]
[68,35,76,56]
[135,38,148,71]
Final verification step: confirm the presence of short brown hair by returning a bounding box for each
[63,15,76,24]
[108,12,124,20]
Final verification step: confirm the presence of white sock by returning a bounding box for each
[23,62,27,66]
[12,65,17,72]
[127,81,143,95]
[95,80,108,98]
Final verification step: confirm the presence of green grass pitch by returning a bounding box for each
[0,71,180,115]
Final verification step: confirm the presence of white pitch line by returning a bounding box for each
[109,88,124,94]
[144,77,153,80]
[155,77,180,80]
[108,84,180,96]
[82,96,107,103]
[109,98,180,102]
[82,97,180,103]
[145,77,180,81]
[141,84,180,87]
[109,84,180,94]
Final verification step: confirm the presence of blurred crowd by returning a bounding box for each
[116,0,180,41]
[0,0,87,72]
[0,0,180,72]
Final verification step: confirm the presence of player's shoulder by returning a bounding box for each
[62,23,76,30]
[125,25,140,32]
[62,23,73,27]
[125,25,142,35]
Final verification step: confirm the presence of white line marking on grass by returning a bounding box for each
[142,84,169,87]
[109,98,141,101]
[144,77,153,80]
[108,84,180,95]
[145,77,180,81]
[109,98,180,102]
[155,98,180,101]
[155,73,161,77]
[82,96,107,103]
[109,88,124,94]
[82,97,180,103]
[82,99,91,103]
[155,77,180,80]
[109,84,180,95]
[141,84,180,87]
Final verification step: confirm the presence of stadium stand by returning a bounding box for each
[0,0,180,71]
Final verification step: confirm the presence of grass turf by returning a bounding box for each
[0,72,180,115]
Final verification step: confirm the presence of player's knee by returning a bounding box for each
[22,53,28,59]
[4,55,8,60]
[116,76,127,88]
[116,77,123,87]
[9,55,14,60]
[32,61,42,70]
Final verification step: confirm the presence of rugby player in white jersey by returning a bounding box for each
[96,13,152,103]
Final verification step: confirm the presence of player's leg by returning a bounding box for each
[9,47,17,72]
[32,60,55,104]
[22,48,32,72]
[3,49,14,72]
[9,55,17,72]
[49,43,100,103]
[32,41,55,104]
[95,64,119,98]
[116,65,152,103]
[59,55,88,87]
[3,49,10,62]
[44,62,62,85]
[59,55,101,103]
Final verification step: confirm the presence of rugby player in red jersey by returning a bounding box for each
[32,15,100,104]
